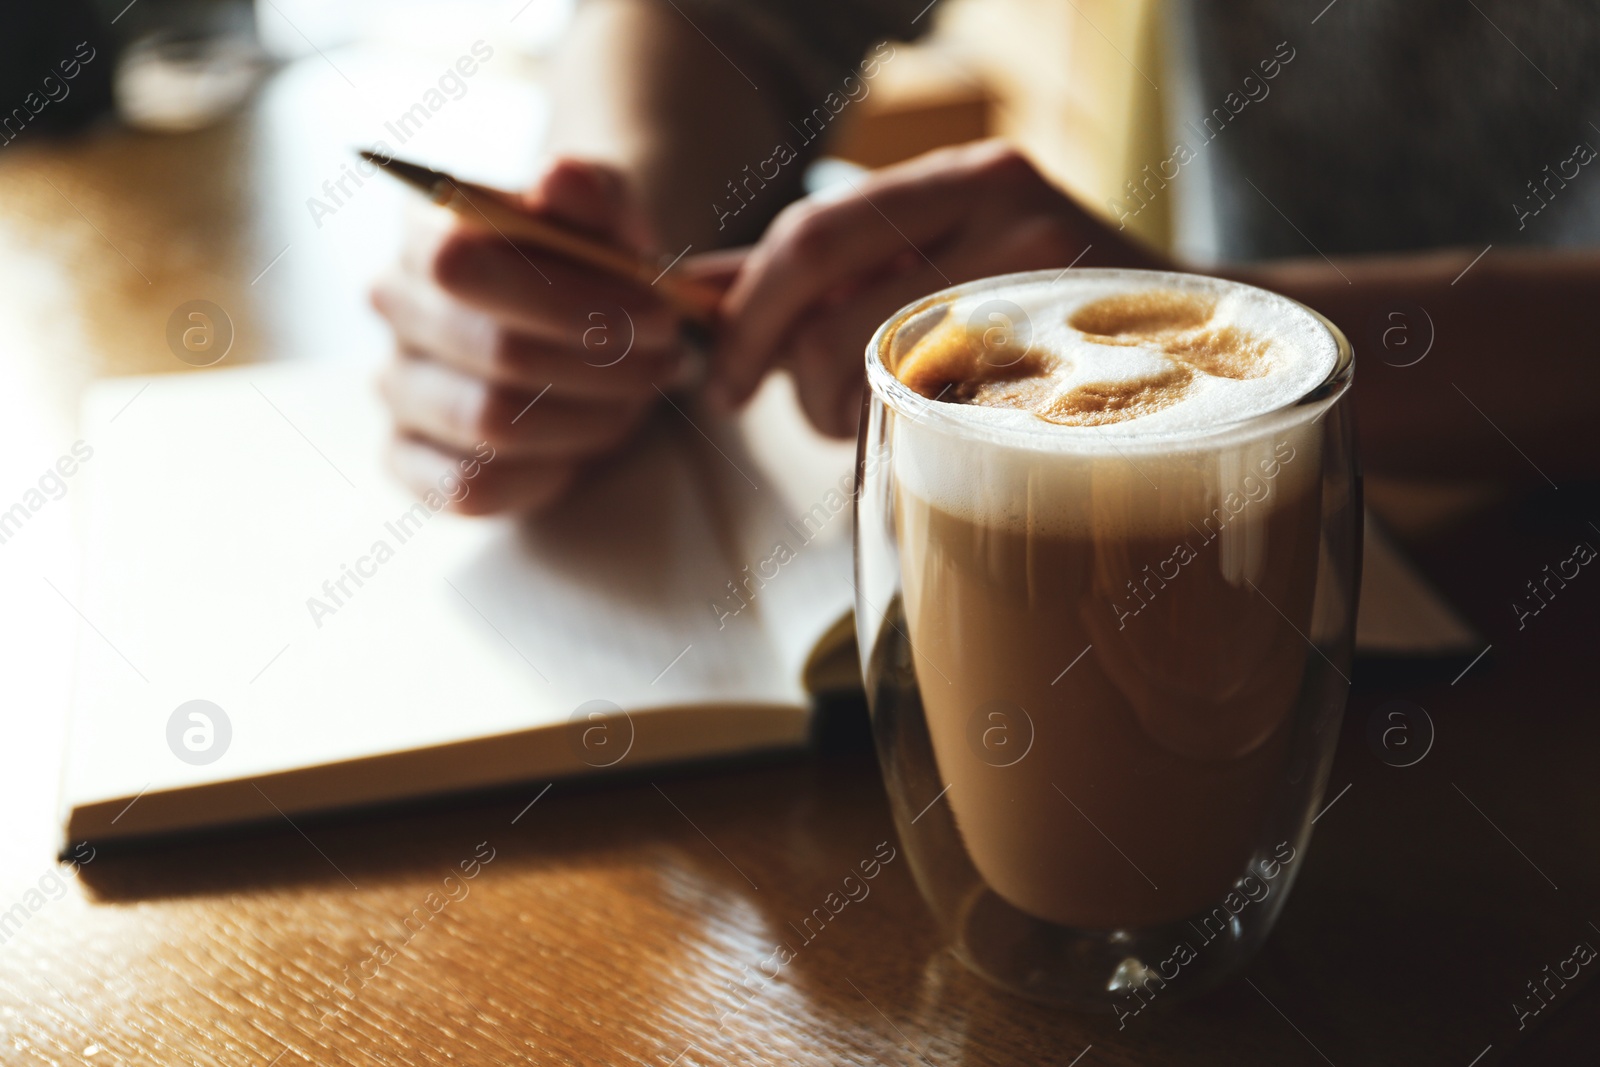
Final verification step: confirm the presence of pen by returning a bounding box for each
[359,150,722,327]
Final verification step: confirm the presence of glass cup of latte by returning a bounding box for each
[854,268,1359,1009]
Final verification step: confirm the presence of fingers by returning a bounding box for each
[372,157,688,517]
[378,354,650,459]
[418,227,681,348]
[525,158,657,254]
[709,192,950,409]
[371,270,680,399]
[388,434,578,516]
[525,159,633,238]
[389,159,677,348]
[780,260,954,438]
[709,142,1055,411]
[764,210,1108,439]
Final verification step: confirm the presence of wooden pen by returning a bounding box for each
[360,150,722,326]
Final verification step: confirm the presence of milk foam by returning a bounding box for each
[892,271,1337,437]
[878,270,1342,538]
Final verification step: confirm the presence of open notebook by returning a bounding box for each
[61,362,1477,846]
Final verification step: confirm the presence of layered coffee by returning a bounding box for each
[885,272,1338,929]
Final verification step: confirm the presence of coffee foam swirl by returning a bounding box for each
[889,272,1336,437]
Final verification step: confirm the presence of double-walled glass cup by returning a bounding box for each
[853,269,1359,1010]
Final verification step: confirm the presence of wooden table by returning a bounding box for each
[2,45,1597,1067]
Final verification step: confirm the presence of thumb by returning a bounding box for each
[521,158,656,254]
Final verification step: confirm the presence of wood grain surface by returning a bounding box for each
[1,46,1597,1067]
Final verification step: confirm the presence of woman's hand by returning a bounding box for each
[370,158,735,515]
[709,140,1174,437]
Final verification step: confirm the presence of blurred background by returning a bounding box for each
[0,0,1167,385]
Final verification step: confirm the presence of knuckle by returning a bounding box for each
[449,495,495,517]
[369,275,399,319]
[972,142,1039,187]
[450,474,506,516]
[578,161,628,212]
[429,227,486,293]
[462,383,517,448]
[485,325,525,376]
[375,362,401,404]
[777,204,840,266]
[770,197,812,239]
